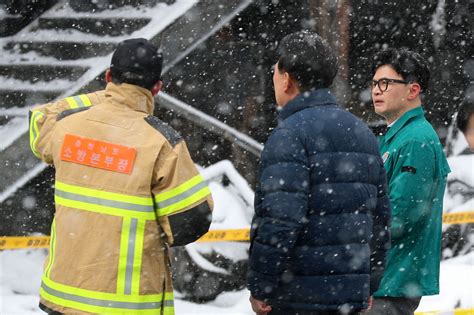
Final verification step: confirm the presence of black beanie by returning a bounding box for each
[110,38,163,84]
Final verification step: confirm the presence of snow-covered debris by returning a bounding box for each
[0,159,473,312]
[0,115,28,151]
[15,0,197,44]
[172,160,253,301]
[417,252,474,312]
[0,76,74,92]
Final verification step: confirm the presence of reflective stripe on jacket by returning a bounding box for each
[31,83,213,314]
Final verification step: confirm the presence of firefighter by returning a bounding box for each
[29,38,213,315]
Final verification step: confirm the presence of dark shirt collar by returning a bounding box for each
[384,106,425,142]
[278,88,337,121]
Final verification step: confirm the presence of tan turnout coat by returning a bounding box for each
[29,83,213,314]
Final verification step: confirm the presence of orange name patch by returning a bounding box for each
[60,134,136,174]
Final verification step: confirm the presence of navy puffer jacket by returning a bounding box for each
[247,89,391,312]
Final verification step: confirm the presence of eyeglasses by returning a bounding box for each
[371,78,410,92]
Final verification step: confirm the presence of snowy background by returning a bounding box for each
[2,250,473,314]
[1,0,473,314]
[1,156,474,314]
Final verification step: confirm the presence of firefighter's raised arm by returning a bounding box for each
[29,91,105,163]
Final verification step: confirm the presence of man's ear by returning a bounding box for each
[283,72,292,92]
[105,69,112,83]
[151,80,163,96]
[285,72,301,95]
[407,82,421,100]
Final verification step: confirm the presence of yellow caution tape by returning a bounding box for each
[0,235,50,250]
[0,229,251,250]
[196,228,250,243]
[1,234,474,315]
[1,211,473,250]
[416,309,474,315]
[442,211,474,225]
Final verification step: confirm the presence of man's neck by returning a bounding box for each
[385,102,421,125]
[387,119,398,128]
[278,91,300,109]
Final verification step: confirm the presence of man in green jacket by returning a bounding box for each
[365,48,451,315]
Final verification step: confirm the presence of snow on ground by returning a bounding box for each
[442,145,474,223]
[0,7,7,18]
[416,253,474,312]
[2,155,471,314]
[1,0,469,313]
[1,249,472,314]
[0,160,473,314]
[446,154,474,189]
[0,161,254,314]
[0,248,253,315]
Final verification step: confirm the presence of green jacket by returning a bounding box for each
[374,106,450,297]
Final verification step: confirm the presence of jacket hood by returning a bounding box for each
[105,82,155,115]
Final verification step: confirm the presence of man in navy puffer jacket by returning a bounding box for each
[247,31,391,315]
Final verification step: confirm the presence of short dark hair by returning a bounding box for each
[110,38,163,91]
[276,31,338,91]
[110,68,159,91]
[372,47,430,92]
[457,96,474,133]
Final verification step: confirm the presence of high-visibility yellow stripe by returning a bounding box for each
[78,94,92,107]
[55,181,156,220]
[42,276,170,303]
[156,180,208,209]
[55,195,156,220]
[163,304,175,315]
[65,96,79,108]
[117,218,131,294]
[132,219,146,295]
[158,186,211,217]
[118,218,146,296]
[65,94,92,109]
[40,286,173,315]
[45,219,56,278]
[54,189,154,212]
[154,175,204,202]
[153,175,211,216]
[29,94,92,157]
[124,219,138,295]
[41,277,175,313]
[56,181,154,206]
[29,110,44,158]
